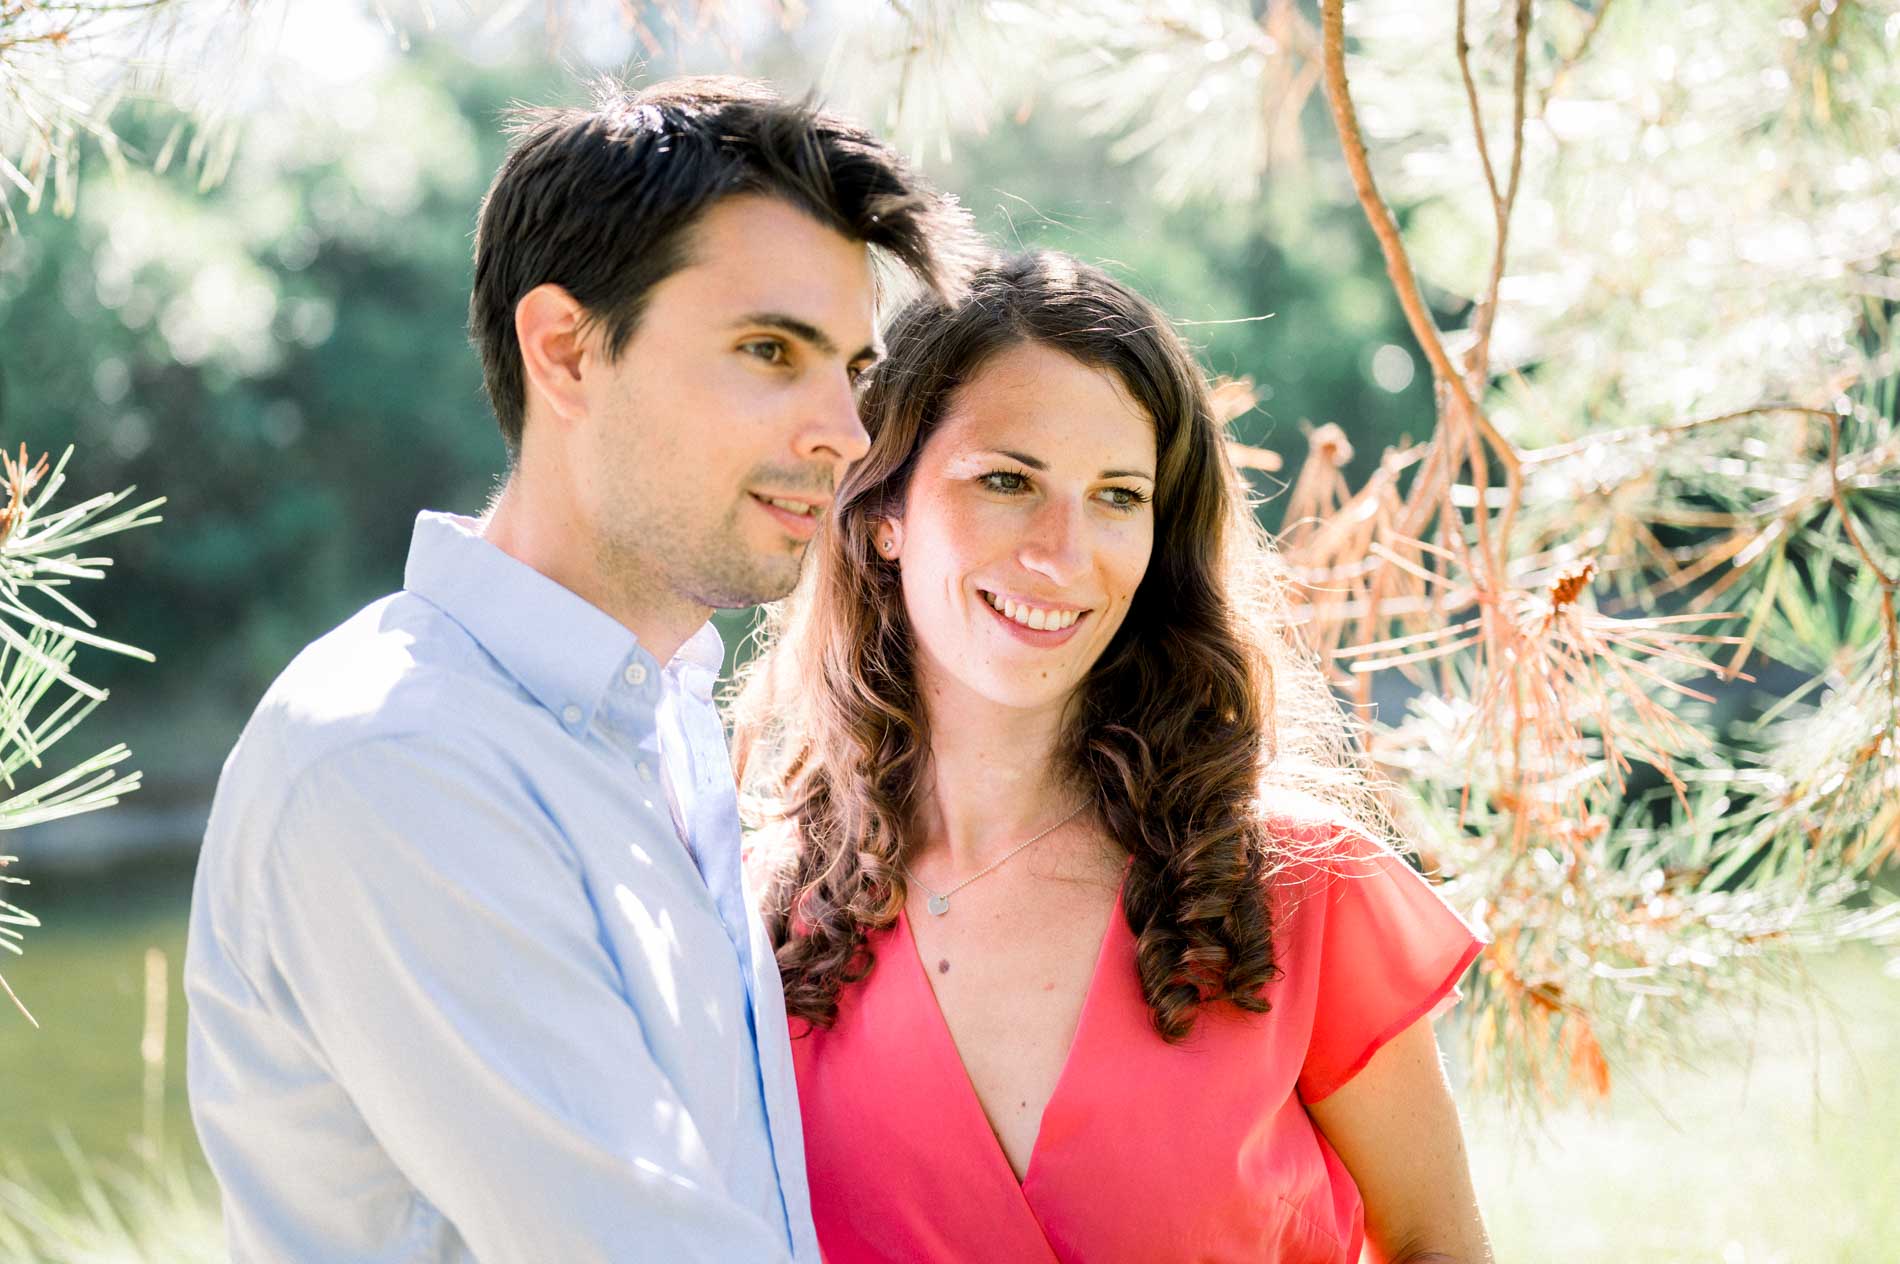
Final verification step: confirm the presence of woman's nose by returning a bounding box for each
[1019,497,1090,586]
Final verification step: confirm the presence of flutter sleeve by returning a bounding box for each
[1288,828,1487,1104]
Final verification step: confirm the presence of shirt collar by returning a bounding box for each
[673,620,725,702]
[402,511,720,727]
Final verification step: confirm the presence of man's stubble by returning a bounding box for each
[591,407,813,619]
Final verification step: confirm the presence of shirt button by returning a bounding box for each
[636,760,655,782]
[624,662,648,687]
[561,704,583,726]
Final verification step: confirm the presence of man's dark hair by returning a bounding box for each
[470,75,976,454]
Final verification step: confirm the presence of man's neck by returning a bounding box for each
[913,665,1079,875]
[480,478,708,668]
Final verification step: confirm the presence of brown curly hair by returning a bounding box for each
[731,251,1376,1041]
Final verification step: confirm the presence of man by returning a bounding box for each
[185,77,972,1262]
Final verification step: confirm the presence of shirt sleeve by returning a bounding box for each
[1292,830,1486,1104]
[259,734,794,1264]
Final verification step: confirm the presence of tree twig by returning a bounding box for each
[1520,402,1847,468]
[1319,1,1468,406]
[1319,2,1522,517]
[1544,0,1616,102]
[1454,0,1503,216]
[1823,411,1896,592]
[1467,0,1532,395]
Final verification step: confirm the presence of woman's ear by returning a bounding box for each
[873,518,905,560]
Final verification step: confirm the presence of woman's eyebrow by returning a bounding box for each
[980,449,1153,481]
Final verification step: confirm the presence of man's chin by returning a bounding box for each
[690,548,806,611]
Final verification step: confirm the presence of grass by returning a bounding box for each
[1,866,1894,1260]
[0,1145,223,1264]
[1467,945,1900,1263]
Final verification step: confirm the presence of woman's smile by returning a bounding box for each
[977,588,1093,646]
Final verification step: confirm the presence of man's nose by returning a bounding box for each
[793,369,871,470]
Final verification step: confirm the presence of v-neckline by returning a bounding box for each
[893,868,1130,1194]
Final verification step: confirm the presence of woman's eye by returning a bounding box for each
[742,339,789,366]
[1100,486,1151,510]
[978,471,1031,494]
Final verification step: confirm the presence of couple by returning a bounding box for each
[185,77,1491,1263]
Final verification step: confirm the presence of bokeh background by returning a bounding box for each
[2,2,1897,1260]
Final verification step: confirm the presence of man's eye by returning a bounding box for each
[978,471,1030,494]
[742,339,789,366]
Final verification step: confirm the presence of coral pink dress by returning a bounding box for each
[789,828,1485,1263]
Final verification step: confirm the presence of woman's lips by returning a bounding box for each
[977,590,1091,647]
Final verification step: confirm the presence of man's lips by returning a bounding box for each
[749,491,828,540]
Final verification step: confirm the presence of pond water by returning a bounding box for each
[0,857,202,1192]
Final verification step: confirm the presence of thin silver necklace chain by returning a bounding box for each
[903,802,1091,917]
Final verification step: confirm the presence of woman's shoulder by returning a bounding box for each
[1256,792,1395,877]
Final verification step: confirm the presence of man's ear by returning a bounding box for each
[515,283,591,426]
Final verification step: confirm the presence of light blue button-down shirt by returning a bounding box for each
[185,511,817,1263]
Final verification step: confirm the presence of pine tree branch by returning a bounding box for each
[1320,0,1522,601]
[1520,402,1847,468]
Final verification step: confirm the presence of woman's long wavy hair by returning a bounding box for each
[732,251,1379,1041]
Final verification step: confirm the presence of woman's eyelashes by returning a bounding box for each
[977,469,1032,494]
[975,469,1150,511]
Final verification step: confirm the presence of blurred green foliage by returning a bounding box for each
[1,53,529,717]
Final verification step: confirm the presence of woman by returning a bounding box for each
[734,252,1492,1263]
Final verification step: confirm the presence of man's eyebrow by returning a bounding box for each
[987,449,1154,481]
[733,312,878,364]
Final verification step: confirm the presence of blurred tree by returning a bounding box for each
[1,50,534,724]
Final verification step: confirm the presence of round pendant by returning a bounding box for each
[927,894,950,916]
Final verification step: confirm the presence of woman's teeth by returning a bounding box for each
[983,591,1082,631]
